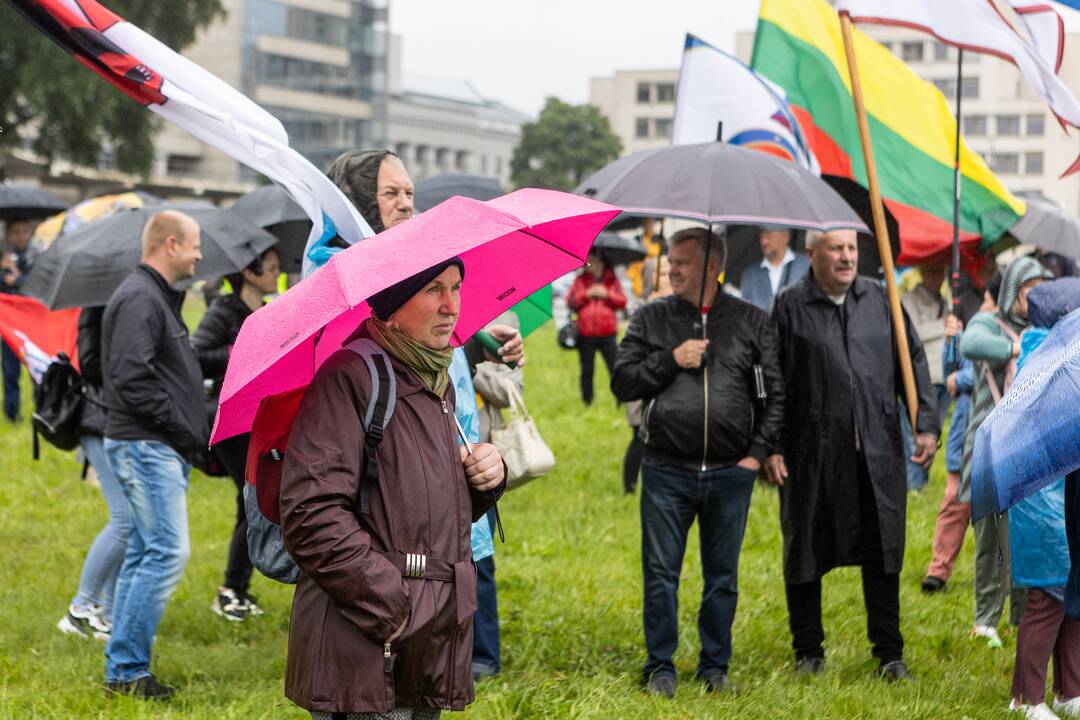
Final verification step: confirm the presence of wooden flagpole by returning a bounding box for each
[839,12,920,430]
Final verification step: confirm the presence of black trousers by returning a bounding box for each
[214,433,254,596]
[784,458,903,665]
[577,334,617,405]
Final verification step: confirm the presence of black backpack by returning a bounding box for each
[32,353,85,457]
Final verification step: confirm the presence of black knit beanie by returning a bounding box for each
[368,257,465,320]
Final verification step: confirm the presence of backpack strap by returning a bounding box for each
[984,317,1020,402]
[344,338,396,515]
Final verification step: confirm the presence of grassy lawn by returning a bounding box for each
[0,304,1020,718]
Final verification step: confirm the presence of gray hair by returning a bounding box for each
[805,230,826,249]
[669,227,726,268]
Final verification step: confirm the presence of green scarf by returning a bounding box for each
[366,317,454,396]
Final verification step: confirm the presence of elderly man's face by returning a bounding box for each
[377,156,414,230]
[5,221,32,251]
[759,229,791,261]
[809,229,858,295]
[389,265,462,349]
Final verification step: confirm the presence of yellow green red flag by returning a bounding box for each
[751,0,1025,260]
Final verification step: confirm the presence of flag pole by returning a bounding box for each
[838,12,920,429]
[946,49,965,372]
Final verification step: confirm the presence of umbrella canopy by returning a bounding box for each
[574,142,869,233]
[230,185,310,274]
[0,185,67,222]
[23,203,279,309]
[33,191,162,248]
[1006,196,1080,261]
[970,306,1080,521]
[414,174,504,213]
[211,189,619,443]
[591,231,647,266]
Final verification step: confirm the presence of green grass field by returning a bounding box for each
[0,305,1022,718]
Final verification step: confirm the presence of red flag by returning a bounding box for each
[0,295,80,382]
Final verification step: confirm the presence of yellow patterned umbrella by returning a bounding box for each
[33,191,160,248]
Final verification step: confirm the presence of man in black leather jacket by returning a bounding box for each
[612,227,784,698]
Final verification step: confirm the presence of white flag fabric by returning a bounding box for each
[6,0,374,272]
[672,33,819,173]
[835,0,1080,175]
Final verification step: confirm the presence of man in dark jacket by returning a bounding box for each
[100,210,205,700]
[766,229,939,682]
[611,227,784,697]
[1,219,35,420]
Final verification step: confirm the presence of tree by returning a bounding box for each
[510,97,622,192]
[0,1,225,176]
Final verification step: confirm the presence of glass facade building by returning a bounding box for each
[241,0,388,172]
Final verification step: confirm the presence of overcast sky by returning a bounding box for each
[389,0,1080,117]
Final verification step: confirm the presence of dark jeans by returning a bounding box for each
[577,335,617,405]
[623,428,644,494]
[784,458,903,665]
[640,462,757,680]
[2,340,21,420]
[214,433,253,595]
[473,509,500,675]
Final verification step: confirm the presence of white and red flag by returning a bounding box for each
[5,0,374,274]
[0,295,79,382]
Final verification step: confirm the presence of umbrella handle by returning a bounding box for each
[475,329,518,370]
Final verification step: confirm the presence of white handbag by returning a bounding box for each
[490,376,556,489]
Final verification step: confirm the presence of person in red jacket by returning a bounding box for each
[568,249,627,404]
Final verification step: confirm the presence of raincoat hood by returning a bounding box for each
[997,256,1053,325]
[327,149,395,234]
[1027,277,1080,329]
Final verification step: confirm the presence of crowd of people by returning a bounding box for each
[2,149,1079,718]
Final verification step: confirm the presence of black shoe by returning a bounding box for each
[920,576,946,594]
[879,660,913,682]
[104,674,176,700]
[698,670,730,693]
[645,673,676,698]
[795,657,825,676]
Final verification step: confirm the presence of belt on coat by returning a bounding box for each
[377,551,478,624]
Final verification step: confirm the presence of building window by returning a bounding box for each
[1025,152,1044,175]
[960,77,980,99]
[901,42,924,62]
[455,150,469,172]
[480,155,488,174]
[934,42,950,61]
[654,117,673,138]
[656,83,675,103]
[1027,114,1045,136]
[996,114,1021,136]
[991,152,1019,174]
[963,114,987,136]
[933,78,956,100]
[636,82,651,103]
[495,156,503,176]
[166,154,201,176]
[635,117,650,138]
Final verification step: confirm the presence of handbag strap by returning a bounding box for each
[501,375,527,419]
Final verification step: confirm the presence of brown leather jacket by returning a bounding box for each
[280,333,500,714]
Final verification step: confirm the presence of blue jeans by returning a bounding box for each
[2,340,21,420]
[104,439,191,682]
[72,436,131,621]
[472,509,500,675]
[640,462,757,680]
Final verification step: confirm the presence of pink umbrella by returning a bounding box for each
[211,188,620,443]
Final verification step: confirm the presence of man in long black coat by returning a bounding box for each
[765,229,939,681]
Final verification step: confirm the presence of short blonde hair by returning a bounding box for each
[141,210,197,256]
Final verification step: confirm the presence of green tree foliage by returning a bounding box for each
[510,97,622,191]
[0,1,225,176]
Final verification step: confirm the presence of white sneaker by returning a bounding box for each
[57,603,110,641]
[1054,697,1080,718]
[1009,699,1061,720]
[973,624,1004,648]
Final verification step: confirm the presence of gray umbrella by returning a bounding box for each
[575,142,869,233]
[1006,196,1080,260]
[414,174,504,213]
[0,184,67,222]
[231,185,310,274]
[24,203,279,309]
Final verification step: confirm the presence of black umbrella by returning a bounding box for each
[821,176,901,279]
[0,184,67,222]
[414,174,503,213]
[231,185,310,274]
[24,203,279,309]
[592,231,647,266]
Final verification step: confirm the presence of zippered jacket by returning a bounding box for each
[611,290,784,470]
[279,325,501,714]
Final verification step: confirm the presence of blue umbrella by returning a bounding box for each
[971,306,1080,521]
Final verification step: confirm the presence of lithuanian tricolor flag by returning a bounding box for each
[751,0,1025,262]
